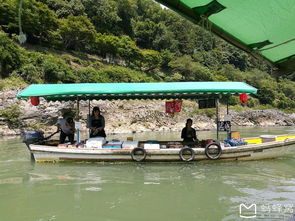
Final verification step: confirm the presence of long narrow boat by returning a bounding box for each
[17,82,295,162]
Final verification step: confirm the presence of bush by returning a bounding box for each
[0,31,22,77]
[76,67,108,83]
[273,93,295,109]
[42,55,77,83]
[0,77,26,91]
[246,96,260,108]
[60,15,96,51]
[0,104,21,128]
[98,66,155,82]
[227,96,240,105]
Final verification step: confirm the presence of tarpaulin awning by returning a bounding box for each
[157,0,295,73]
[17,82,257,101]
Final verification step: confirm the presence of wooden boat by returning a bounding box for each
[27,135,295,163]
[17,82,295,162]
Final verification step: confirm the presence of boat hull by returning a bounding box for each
[29,138,295,163]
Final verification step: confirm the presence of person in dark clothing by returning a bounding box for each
[181,118,197,144]
[57,117,75,144]
[89,106,106,138]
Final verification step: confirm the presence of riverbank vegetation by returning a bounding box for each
[0,0,294,111]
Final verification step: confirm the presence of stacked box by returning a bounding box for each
[122,141,139,149]
[103,140,123,149]
[86,137,106,148]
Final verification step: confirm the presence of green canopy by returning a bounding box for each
[17,82,257,101]
[157,0,295,73]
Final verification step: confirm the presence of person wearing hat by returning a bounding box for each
[89,106,106,138]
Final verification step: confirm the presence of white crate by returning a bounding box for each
[122,141,139,149]
[86,137,106,148]
[144,143,160,149]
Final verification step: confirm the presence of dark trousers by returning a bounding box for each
[59,130,74,144]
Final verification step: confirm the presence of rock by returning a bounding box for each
[0,88,295,136]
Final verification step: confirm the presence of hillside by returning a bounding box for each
[0,0,295,134]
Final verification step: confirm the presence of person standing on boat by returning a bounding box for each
[89,106,106,138]
[57,116,75,144]
[181,118,197,144]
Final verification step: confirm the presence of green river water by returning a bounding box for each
[0,127,295,221]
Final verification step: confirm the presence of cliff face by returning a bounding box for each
[0,89,295,136]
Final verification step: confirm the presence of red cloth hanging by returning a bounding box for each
[30,97,40,106]
[174,100,183,112]
[165,101,175,114]
[165,100,183,114]
[239,93,248,104]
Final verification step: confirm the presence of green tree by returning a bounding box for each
[20,0,59,44]
[60,15,96,51]
[169,55,213,81]
[83,0,121,34]
[0,0,17,33]
[76,67,108,83]
[39,0,85,18]
[0,31,22,77]
[98,66,154,82]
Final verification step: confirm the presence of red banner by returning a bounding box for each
[165,100,182,114]
[174,100,182,112]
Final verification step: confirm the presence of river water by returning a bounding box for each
[0,127,295,221]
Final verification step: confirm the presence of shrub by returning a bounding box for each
[0,31,22,77]
[0,77,26,91]
[0,104,21,128]
[98,66,154,82]
[76,67,108,83]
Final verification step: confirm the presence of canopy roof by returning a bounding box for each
[17,82,257,101]
[157,0,295,73]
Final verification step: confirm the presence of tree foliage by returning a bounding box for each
[0,0,294,109]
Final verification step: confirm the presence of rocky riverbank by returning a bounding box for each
[0,89,295,136]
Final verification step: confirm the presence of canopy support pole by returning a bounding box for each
[216,98,219,140]
[76,96,80,143]
[88,100,91,137]
[226,98,231,140]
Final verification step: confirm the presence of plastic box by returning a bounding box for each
[122,141,139,149]
[103,140,123,149]
[86,137,106,148]
[260,135,277,143]
[144,143,160,149]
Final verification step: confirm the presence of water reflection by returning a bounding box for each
[0,127,295,220]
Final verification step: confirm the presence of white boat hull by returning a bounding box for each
[29,138,295,163]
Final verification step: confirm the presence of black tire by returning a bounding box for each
[131,147,147,162]
[179,147,195,162]
[205,142,222,160]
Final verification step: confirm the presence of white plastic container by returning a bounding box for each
[260,135,277,143]
[86,137,106,148]
[144,143,160,149]
[103,140,123,149]
[122,141,139,149]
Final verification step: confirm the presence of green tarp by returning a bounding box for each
[157,0,295,73]
[17,82,257,101]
